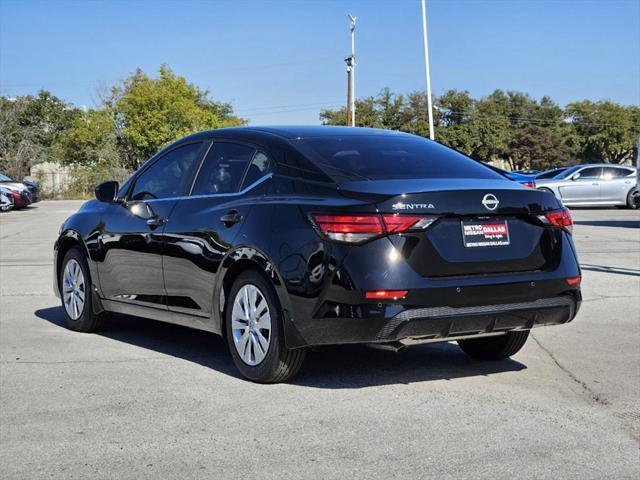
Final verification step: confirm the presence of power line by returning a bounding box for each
[234,100,342,114]
[241,104,343,117]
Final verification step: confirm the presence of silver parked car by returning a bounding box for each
[536,164,638,209]
[0,186,15,211]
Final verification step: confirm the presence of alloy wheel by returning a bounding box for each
[62,258,86,320]
[231,284,272,366]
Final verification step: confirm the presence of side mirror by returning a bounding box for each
[571,173,581,181]
[95,181,119,203]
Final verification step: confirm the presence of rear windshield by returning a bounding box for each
[554,166,581,179]
[292,135,504,182]
[536,168,568,179]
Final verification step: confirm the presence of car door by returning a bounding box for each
[559,167,602,204]
[97,141,206,309]
[601,167,635,204]
[161,141,272,320]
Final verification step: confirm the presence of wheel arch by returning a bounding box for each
[55,230,104,313]
[55,230,90,293]
[627,185,639,208]
[214,246,297,343]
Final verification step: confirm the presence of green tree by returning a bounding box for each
[507,125,574,171]
[435,90,500,159]
[481,91,574,169]
[565,100,640,164]
[320,95,381,127]
[0,91,80,178]
[106,65,245,168]
[56,66,246,171]
[55,108,119,167]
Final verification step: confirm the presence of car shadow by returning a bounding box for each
[35,306,527,388]
[574,220,639,229]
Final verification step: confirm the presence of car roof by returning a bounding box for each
[574,164,635,169]
[184,125,415,141]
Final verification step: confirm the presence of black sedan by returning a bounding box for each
[54,126,581,382]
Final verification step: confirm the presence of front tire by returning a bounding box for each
[457,330,529,360]
[225,270,307,383]
[59,247,109,332]
[627,189,638,209]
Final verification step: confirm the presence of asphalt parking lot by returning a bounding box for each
[1,200,639,479]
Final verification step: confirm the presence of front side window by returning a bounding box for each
[192,142,256,195]
[130,142,203,200]
[576,167,602,180]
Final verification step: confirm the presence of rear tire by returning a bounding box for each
[627,189,638,209]
[59,247,109,332]
[457,331,529,360]
[225,270,307,383]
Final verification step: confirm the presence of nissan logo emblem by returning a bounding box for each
[482,193,499,211]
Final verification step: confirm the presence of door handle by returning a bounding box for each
[146,216,165,228]
[591,183,599,186]
[220,210,243,226]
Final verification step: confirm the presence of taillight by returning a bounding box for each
[538,207,573,234]
[381,214,437,233]
[522,181,536,189]
[311,214,438,243]
[311,214,383,243]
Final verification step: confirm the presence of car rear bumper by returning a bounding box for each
[284,292,580,348]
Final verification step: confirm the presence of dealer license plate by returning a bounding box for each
[461,220,510,247]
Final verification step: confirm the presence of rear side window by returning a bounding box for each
[241,151,271,189]
[274,150,333,183]
[192,142,256,195]
[602,167,633,179]
[130,142,203,200]
[293,135,504,182]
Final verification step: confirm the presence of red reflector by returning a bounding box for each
[365,290,408,300]
[545,208,573,233]
[566,276,581,286]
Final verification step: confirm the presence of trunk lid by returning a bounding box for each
[338,178,560,215]
[339,178,564,278]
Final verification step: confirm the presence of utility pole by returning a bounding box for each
[345,14,356,127]
[420,0,435,140]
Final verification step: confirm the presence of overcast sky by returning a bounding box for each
[1,0,638,125]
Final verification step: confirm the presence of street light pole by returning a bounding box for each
[348,14,356,127]
[420,0,435,140]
